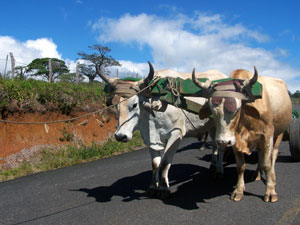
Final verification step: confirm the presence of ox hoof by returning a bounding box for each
[251,170,262,181]
[230,191,244,202]
[199,145,206,151]
[214,172,225,180]
[264,194,278,203]
[146,188,158,198]
[209,165,217,174]
[157,189,171,200]
[255,173,261,181]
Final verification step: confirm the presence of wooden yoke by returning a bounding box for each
[150,77,263,115]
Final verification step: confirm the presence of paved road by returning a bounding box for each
[0,138,300,225]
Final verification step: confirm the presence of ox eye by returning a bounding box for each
[132,103,137,109]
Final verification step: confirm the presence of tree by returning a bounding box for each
[58,72,85,83]
[15,66,27,80]
[78,63,97,83]
[293,90,300,98]
[26,58,69,82]
[77,44,121,83]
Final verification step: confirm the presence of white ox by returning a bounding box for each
[192,67,292,202]
[96,62,227,198]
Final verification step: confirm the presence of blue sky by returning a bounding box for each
[1,0,300,91]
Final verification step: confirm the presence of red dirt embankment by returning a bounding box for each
[0,111,117,161]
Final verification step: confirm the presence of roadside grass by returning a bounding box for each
[0,131,144,182]
[291,98,300,105]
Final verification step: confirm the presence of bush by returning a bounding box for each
[0,78,108,115]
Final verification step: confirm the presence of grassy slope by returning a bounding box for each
[0,78,106,114]
[0,78,144,182]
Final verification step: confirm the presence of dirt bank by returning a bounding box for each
[0,111,118,162]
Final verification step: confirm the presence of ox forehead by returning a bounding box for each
[213,79,243,91]
[211,96,237,113]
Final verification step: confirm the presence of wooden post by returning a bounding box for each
[4,54,8,76]
[9,52,15,80]
[48,58,53,82]
[116,68,118,78]
[76,61,80,83]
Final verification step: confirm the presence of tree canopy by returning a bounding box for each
[15,66,27,80]
[26,58,69,82]
[292,90,300,98]
[77,44,121,82]
[58,72,85,83]
[78,63,97,83]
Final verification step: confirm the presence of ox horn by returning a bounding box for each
[192,68,211,90]
[243,66,258,88]
[95,64,116,87]
[137,61,155,86]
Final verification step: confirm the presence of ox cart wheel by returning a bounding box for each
[289,117,300,161]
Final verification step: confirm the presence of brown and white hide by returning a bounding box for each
[199,68,292,202]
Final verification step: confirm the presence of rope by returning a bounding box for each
[0,78,159,125]
[180,108,203,138]
[0,109,108,125]
[165,77,204,138]
[167,77,181,106]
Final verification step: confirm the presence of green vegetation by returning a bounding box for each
[77,44,121,83]
[0,77,107,114]
[26,58,69,82]
[0,132,144,182]
[291,98,300,105]
[0,76,146,182]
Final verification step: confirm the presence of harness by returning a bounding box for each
[105,79,141,98]
[207,79,261,112]
[150,77,263,114]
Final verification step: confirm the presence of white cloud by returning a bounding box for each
[65,59,78,72]
[0,36,82,77]
[108,60,150,78]
[0,36,62,73]
[25,38,61,59]
[92,13,300,92]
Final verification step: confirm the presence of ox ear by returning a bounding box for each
[199,102,212,120]
[244,104,261,119]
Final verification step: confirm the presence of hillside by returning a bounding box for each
[0,79,118,165]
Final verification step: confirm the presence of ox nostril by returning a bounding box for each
[217,140,231,147]
[115,134,128,142]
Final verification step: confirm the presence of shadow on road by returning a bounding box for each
[72,170,152,203]
[72,163,263,210]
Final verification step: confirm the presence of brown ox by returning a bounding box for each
[193,67,292,202]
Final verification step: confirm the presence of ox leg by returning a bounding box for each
[260,135,278,203]
[231,149,246,201]
[255,153,263,181]
[262,134,282,202]
[158,130,182,199]
[146,148,162,197]
[209,129,224,178]
[216,149,225,176]
[210,145,224,179]
[199,132,208,151]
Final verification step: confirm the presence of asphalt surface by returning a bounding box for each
[0,137,300,225]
